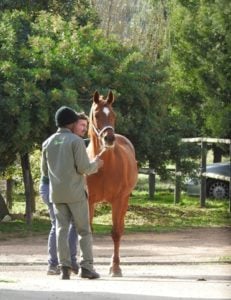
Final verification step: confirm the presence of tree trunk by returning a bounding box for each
[106,0,114,38]
[20,152,35,226]
[0,192,9,221]
[6,178,13,210]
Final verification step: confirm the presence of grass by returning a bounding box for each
[92,190,231,234]
[219,256,231,263]
[0,279,16,283]
[0,175,230,239]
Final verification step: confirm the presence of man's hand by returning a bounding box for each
[96,157,104,169]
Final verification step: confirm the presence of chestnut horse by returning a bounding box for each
[87,90,138,277]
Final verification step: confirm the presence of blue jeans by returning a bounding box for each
[39,182,78,267]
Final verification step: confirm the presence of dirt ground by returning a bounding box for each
[0,227,231,264]
[0,227,231,300]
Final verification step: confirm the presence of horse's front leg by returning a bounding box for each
[110,228,122,277]
[109,198,128,277]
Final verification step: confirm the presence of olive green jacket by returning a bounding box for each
[41,128,98,204]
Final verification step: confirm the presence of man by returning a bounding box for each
[41,106,103,280]
[39,113,89,276]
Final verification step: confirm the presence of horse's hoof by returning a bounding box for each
[111,271,122,277]
[109,267,122,277]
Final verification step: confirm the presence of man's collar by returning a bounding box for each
[57,127,72,133]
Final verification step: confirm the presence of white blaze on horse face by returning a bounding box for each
[103,107,110,116]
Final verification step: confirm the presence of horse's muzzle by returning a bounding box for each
[104,133,115,147]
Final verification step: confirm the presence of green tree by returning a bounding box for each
[169,0,231,148]
[93,0,169,63]
[92,0,173,172]
[0,3,99,222]
[1,0,175,210]
[0,0,99,25]
[0,7,168,206]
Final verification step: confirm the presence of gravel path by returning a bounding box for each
[0,227,231,300]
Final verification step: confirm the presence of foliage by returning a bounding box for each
[0,5,169,173]
[93,0,169,62]
[0,0,100,25]
[92,0,202,169]
[169,0,231,140]
[0,1,99,174]
[1,0,230,201]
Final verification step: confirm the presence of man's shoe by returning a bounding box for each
[80,268,100,279]
[71,264,79,275]
[47,265,60,275]
[60,266,71,280]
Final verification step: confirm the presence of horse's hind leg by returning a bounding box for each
[109,197,128,277]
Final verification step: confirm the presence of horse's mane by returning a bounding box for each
[88,105,93,136]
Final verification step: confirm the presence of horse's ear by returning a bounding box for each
[93,90,100,104]
[107,90,114,104]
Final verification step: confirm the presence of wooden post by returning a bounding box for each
[174,161,181,204]
[6,178,13,210]
[20,153,32,227]
[149,169,155,199]
[200,141,207,207]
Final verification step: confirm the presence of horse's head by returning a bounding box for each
[89,90,116,149]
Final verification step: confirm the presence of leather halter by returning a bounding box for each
[90,105,115,156]
[91,123,114,138]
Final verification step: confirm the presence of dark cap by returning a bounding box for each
[55,106,78,127]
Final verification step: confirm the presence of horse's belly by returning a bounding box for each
[87,167,137,204]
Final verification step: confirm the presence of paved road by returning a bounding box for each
[0,228,231,300]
